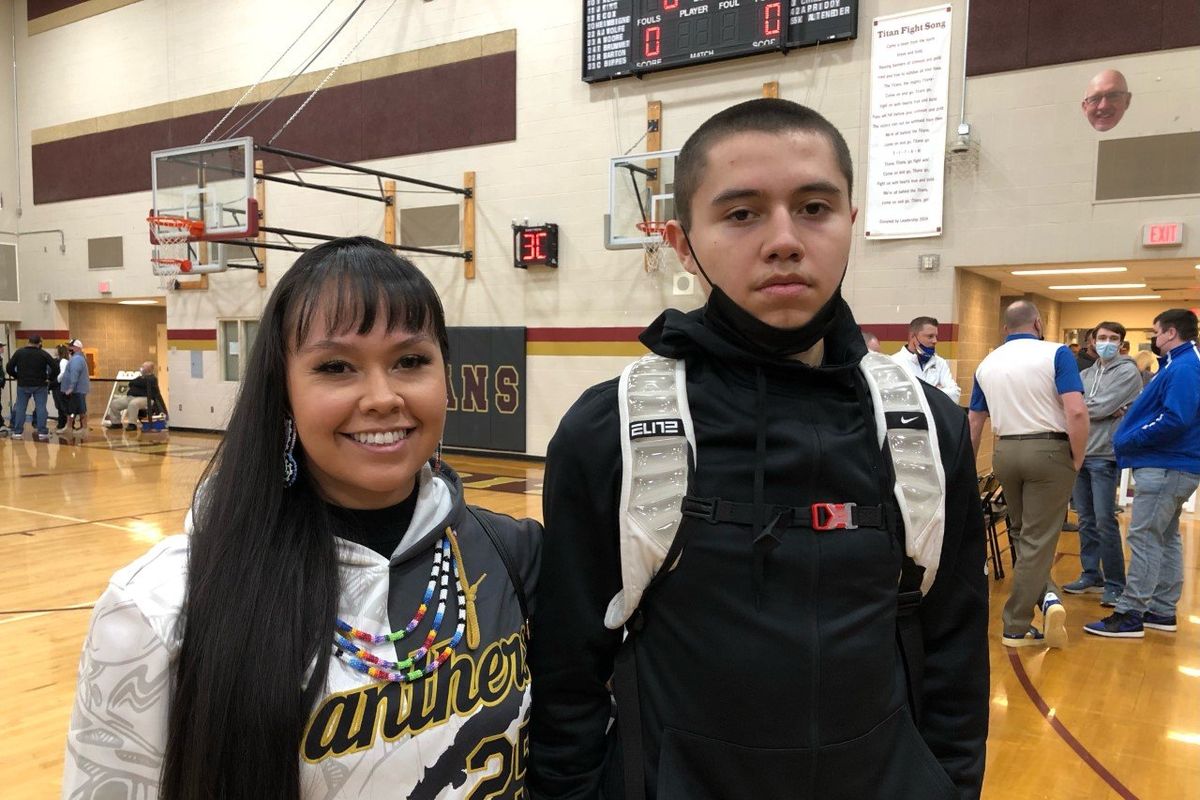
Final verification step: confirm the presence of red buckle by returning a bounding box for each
[811,502,857,531]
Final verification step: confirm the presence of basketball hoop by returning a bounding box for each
[148,215,204,287]
[636,220,669,273]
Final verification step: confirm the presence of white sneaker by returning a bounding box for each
[1041,592,1068,648]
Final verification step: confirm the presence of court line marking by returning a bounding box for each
[0,603,95,625]
[1006,650,1140,799]
[0,507,191,539]
[0,504,154,534]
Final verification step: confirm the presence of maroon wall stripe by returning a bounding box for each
[28,0,91,21]
[32,51,517,205]
[13,329,71,339]
[166,329,216,340]
[526,324,960,343]
[857,323,960,341]
[526,327,644,343]
[1006,651,1141,800]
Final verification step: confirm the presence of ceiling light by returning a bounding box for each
[1077,295,1161,302]
[118,299,160,305]
[1048,283,1146,290]
[1011,267,1127,276]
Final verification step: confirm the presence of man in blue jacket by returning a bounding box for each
[1085,309,1200,638]
[60,338,91,432]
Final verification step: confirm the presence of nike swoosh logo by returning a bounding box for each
[900,415,920,424]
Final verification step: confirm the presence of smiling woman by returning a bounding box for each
[60,237,542,800]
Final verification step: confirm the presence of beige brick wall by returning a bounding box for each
[954,269,1001,473]
[66,302,164,378]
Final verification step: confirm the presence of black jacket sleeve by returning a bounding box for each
[529,381,624,800]
[918,389,990,798]
[149,375,167,413]
[45,351,60,383]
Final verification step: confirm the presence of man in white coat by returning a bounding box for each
[892,316,961,403]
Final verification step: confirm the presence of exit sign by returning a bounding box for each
[1143,222,1184,247]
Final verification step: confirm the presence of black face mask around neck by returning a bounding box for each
[683,227,845,359]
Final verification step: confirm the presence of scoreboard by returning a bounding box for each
[583,0,858,83]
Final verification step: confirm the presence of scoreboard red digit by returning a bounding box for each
[583,0,858,83]
[512,223,559,269]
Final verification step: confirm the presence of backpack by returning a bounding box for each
[607,351,948,800]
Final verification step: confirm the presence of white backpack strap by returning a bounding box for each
[606,355,694,630]
[858,351,947,594]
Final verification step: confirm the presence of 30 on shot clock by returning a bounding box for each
[512,223,559,269]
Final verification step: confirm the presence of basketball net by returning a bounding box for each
[148,215,204,290]
[636,220,669,273]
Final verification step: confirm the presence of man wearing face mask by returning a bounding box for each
[1086,309,1200,639]
[892,316,961,403]
[968,300,1089,648]
[1075,328,1098,372]
[531,100,989,800]
[1062,322,1142,607]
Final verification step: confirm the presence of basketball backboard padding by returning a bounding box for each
[608,148,678,248]
[151,137,257,241]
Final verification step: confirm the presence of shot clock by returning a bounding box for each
[512,223,559,269]
[583,0,858,83]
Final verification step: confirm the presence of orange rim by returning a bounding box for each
[147,215,205,238]
[635,220,668,238]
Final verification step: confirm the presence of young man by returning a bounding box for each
[892,315,961,403]
[1086,309,1200,638]
[530,100,988,800]
[969,301,1088,649]
[1062,322,1142,607]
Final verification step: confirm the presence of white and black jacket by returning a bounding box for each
[62,463,540,799]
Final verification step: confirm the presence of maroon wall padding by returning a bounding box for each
[1163,0,1200,50]
[32,51,517,205]
[967,0,1200,76]
[28,0,92,21]
[1027,0,1163,68]
[965,0,1029,77]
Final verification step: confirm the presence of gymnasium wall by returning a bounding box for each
[6,0,1200,454]
[0,6,18,323]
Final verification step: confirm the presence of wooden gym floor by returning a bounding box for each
[1,429,1197,799]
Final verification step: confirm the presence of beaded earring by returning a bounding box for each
[433,439,443,471]
[283,416,299,487]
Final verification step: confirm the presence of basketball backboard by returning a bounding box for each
[607,148,678,249]
[151,137,257,240]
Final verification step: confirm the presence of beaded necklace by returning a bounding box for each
[333,527,476,683]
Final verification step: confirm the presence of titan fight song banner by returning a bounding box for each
[864,4,952,239]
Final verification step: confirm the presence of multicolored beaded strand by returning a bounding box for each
[335,538,447,645]
[333,528,471,683]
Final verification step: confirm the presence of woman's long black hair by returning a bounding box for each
[162,237,449,799]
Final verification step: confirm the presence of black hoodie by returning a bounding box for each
[530,304,989,800]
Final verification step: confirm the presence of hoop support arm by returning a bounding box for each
[255,173,388,204]
[255,144,471,197]
[255,226,473,261]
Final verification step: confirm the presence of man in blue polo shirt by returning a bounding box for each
[969,300,1089,648]
[1085,308,1200,639]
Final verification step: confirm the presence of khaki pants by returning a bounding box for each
[123,396,148,424]
[993,437,1077,635]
